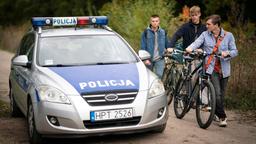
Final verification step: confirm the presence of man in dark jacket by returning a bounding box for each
[168,6,207,50]
[165,6,207,106]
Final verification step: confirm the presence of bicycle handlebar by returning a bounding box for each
[164,49,222,59]
[163,49,185,58]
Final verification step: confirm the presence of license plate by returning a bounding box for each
[90,108,133,122]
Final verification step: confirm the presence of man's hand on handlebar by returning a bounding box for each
[143,59,151,66]
[195,49,203,54]
[166,48,174,53]
[185,47,193,53]
[221,51,230,58]
[185,47,203,54]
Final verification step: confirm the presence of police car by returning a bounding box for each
[9,16,168,144]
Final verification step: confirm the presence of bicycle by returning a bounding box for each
[173,49,216,129]
[162,50,184,105]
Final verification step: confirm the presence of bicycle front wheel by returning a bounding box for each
[195,80,216,129]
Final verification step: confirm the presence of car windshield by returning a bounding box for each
[37,35,138,67]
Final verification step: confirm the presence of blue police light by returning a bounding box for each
[31,16,108,27]
[31,17,52,27]
[88,16,108,25]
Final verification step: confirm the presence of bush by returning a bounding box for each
[223,22,256,110]
[99,0,176,52]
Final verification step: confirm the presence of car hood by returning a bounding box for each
[47,63,140,94]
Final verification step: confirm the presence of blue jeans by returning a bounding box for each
[153,59,164,78]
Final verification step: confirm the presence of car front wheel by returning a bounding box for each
[27,98,43,144]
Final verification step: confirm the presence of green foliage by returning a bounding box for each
[99,0,175,52]
[0,0,111,26]
[225,95,256,111]
[204,0,255,27]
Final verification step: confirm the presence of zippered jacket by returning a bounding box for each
[169,21,207,49]
[140,26,168,60]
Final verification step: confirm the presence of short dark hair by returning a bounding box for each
[151,14,160,18]
[206,14,221,26]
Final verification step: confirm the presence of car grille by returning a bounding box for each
[82,91,138,106]
[83,116,141,129]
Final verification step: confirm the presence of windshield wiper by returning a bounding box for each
[42,64,77,67]
[42,62,133,67]
[95,62,130,65]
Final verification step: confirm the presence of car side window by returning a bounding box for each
[18,33,35,61]
[27,44,34,62]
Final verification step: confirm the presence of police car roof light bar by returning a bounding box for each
[31,16,108,27]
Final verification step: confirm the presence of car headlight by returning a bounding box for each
[148,79,165,99]
[37,86,71,104]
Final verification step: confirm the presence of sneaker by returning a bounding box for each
[213,115,220,122]
[219,118,227,127]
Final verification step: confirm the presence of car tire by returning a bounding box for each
[9,88,23,117]
[27,98,43,144]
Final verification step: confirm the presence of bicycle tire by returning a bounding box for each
[173,77,189,119]
[166,67,177,105]
[162,65,176,105]
[195,80,216,129]
[162,67,171,105]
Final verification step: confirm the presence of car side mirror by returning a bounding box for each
[13,55,31,68]
[138,50,151,61]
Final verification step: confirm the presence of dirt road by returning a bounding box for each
[0,50,255,144]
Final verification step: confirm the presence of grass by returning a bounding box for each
[0,100,10,118]
[225,95,256,111]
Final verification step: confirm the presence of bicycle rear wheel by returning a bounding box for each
[162,64,177,105]
[162,67,172,105]
[166,67,178,105]
[195,80,216,129]
[173,78,189,119]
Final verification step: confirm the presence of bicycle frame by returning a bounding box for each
[176,54,210,110]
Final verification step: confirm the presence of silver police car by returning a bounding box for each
[9,16,168,144]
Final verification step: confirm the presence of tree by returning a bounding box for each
[0,0,111,26]
[204,0,255,27]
